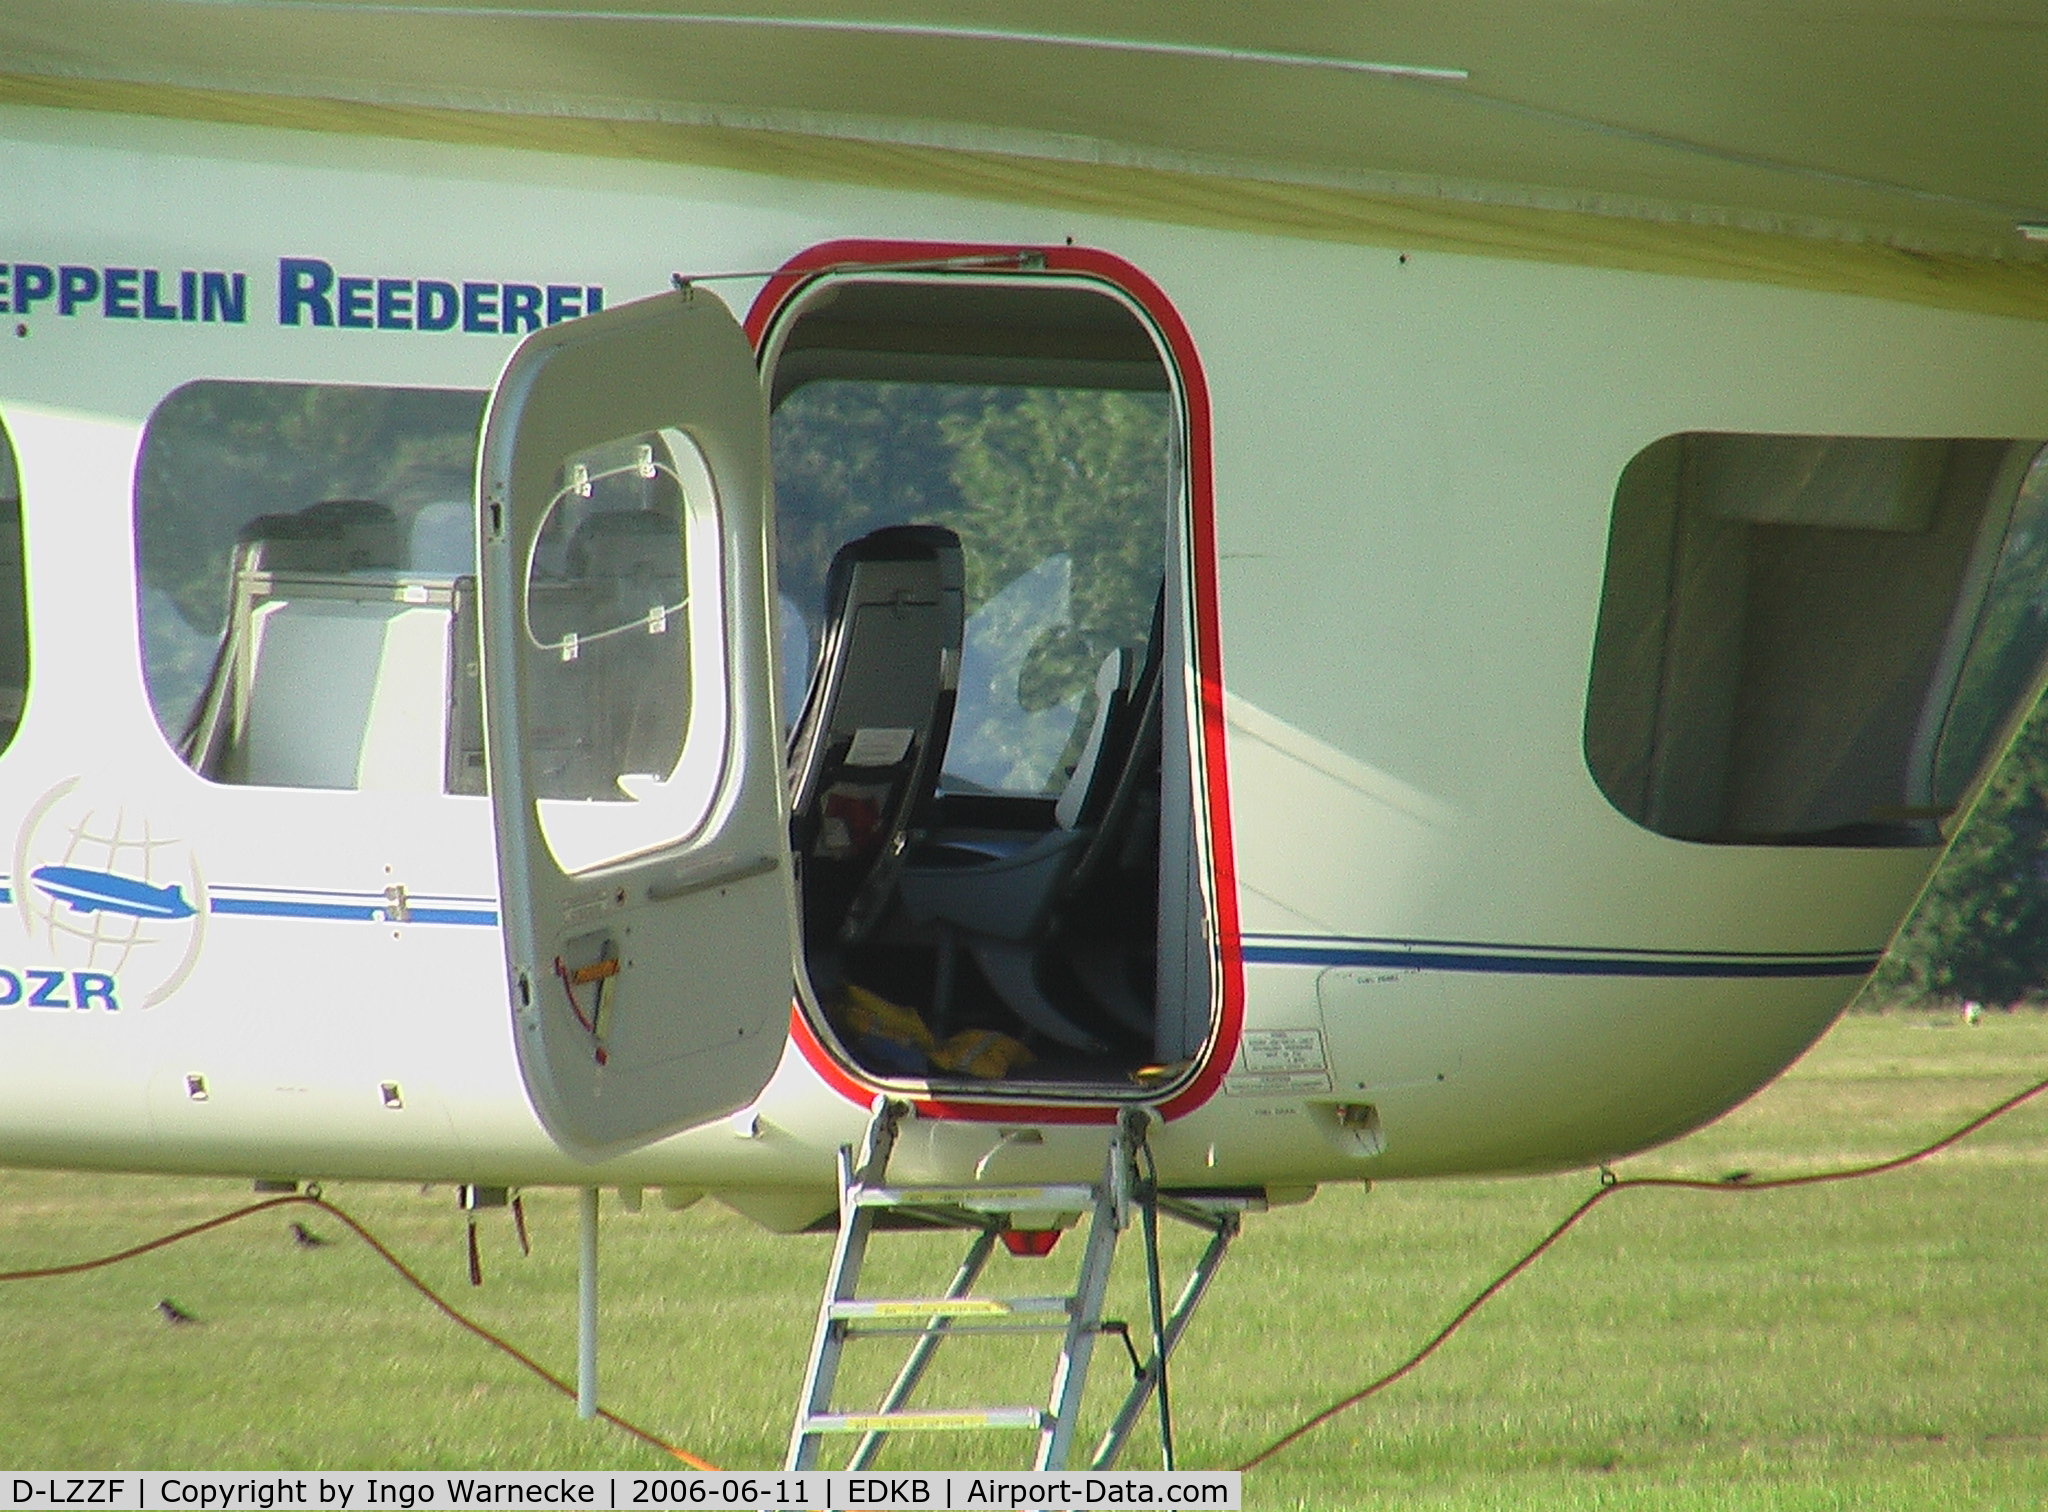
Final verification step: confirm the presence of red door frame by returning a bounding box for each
[747,239,1241,1125]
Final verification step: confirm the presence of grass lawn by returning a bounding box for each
[1,1008,2045,1509]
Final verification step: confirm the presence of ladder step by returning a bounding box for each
[849,1182,1096,1214]
[831,1296,1070,1320]
[804,1407,1047,1434]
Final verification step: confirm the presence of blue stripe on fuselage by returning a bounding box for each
[1240,935,1880,979]
[208,896,498,925]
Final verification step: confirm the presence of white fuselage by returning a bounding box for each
[3,106,2046,1224]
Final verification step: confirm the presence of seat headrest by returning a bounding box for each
[239,498,401,574]
[824,525,965,612]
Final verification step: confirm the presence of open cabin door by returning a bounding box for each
[478,288,793,1154]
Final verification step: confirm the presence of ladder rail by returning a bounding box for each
[788,1102,908,1472]
[787,1144,870,1471]
[1033,1130,1132,1471]
[1138,1156,1174,1470]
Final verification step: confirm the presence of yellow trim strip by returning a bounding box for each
[810,1409,1042,1432]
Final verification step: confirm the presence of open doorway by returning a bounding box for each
[763,273,1212,1094]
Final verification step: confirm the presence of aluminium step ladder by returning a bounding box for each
[786,1102,1242,1472]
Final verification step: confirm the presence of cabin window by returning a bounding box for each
[133,381,487,792]
[768,274,1203,1090]
[1586,433,2048,845]
[0,416,26,754]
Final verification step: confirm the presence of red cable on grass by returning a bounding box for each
[0,1192,716,1471]
[1238,1069,2048,1469]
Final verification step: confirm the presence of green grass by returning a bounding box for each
[2,1008,2046,1509]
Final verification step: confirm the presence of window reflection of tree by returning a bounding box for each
[135,382,485,736]
[772,381,1170,795]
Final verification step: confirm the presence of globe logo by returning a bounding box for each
[14,777,207,1009]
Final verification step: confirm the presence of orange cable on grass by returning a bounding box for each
[12,1072,2045,1475]
[1238,1069,2048,1470]
[0,1191,716,1470]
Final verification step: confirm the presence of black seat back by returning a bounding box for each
[787,524,965,943]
